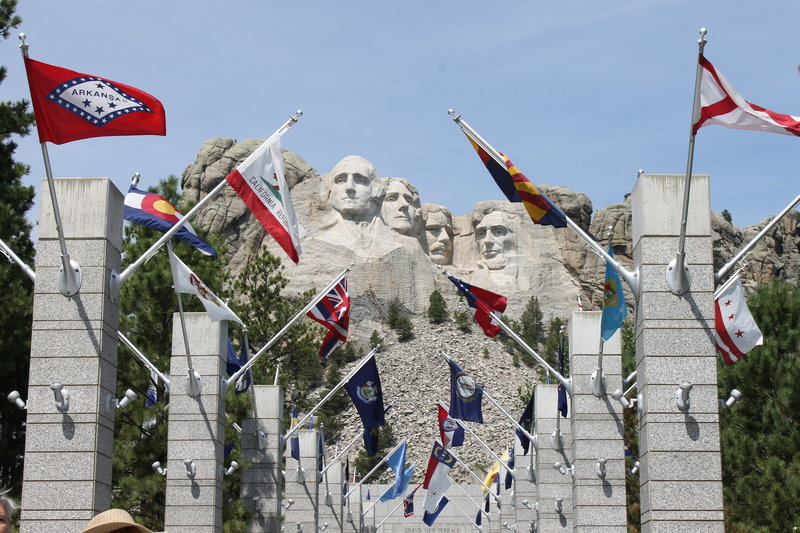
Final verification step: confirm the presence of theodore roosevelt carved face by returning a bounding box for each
[422,204,454,265]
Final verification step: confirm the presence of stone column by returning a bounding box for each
[318,459,343,533]
[284,429,321,533]
[343,480,362,533]
[632,173,723,532]
[568,311,627,532]
[164,312,227,532]
[513,438,537,533]
[240,385,283,532]
[20,178,123,532]
[534,384,572,532]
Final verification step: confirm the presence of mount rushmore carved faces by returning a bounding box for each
[473,208,516,270]
[422,204,454,265]
[381,178,423,236]
[327,155,384,222]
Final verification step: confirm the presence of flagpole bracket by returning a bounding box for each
[550,429,564,451]
[186,368,203,398]
[589,368,606,397]
[109,268,121,303]
[58,256,82,297]
[666,257,692,295]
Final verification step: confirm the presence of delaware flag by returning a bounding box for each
[225,134,303,263]
[306,278,350,357]
[447,274,507,337]
[124,185,216,256]
[600,243,627,342]
[23,56,166,145]
[465,134,567,227]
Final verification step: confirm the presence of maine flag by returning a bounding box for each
[123,185,216,256]
[601,243,627,342]
[465,134,567,228]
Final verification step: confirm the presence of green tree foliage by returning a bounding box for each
[453,310,472,333]
[718,280,800,532]
[721,209,732,224]
[541,317,568,378]
[387,299,401,329]
[426,289,448,324]
[621,322,640,533]
[0,0,35,498]
[369,330,385,352]
[353,423,396,482]
[386,298,413,341]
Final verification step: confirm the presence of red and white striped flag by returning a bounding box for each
[693,55,800,137]
[714,275,763,365]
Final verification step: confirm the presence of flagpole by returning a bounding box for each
[117,332,171,387]
[167,242,201,397]
[281,345,375,442]
[373,499,405,531]
[448,109,639,298]
[229,266,350,389]
[668,27,708,296]
[715,192,800,284]
[0,237,36,282]
[592,227,615,397]
[446,447,500,501]
[20,34,82,297]
[110,110,304,301]
[344,438,407,499]
[447,497,484,532]
[447,476,491,519]
[320,431,362,475]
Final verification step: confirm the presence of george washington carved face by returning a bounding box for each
[327,156,383,221]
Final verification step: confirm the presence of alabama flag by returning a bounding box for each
[226,134,303,263]
[715,275,763,365]
[24,57,165,144]
[693,54,800,137]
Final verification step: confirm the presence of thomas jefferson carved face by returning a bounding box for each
[424,208,453,265]
[474,210,515,270]
[381,178,421,235]
[328,156,382,220]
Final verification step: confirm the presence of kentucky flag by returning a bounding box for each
[600,243,627,342]
[448,359,483,423]
[306,278,350,357]
[345,355,385,454]
[124,185,216,256]
[447,274,507,337]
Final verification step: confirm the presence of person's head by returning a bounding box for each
[422,204,453,265]
[326,156,383,221]
[381,178,422,236]
[80,509,153,533]
[473,208,516,270]
[0,488,16,533]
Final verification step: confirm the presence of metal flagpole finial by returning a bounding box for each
[637,169,644,177]
[131,172,141,186]
[18,33,28,55]
[447,109,462,123]
[290,109,303,122]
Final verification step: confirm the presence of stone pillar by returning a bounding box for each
[568,311,627,532]
[632,174,723,532]
[164,312,227,532]
[513,438,536,533]
[318,460,343,533]
[534,384,571,532]
[284,429,321,533]
[343,480,362,533]
[241,385,283,532]
[20,178,123,532]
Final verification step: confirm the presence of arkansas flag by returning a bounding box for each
[437,404,464,449]
[693,54,800,137]
[306,278,349,356]
[447,274,507,337]
[225,134,303,263]
[23,57,165,145]
[715,275,763,365]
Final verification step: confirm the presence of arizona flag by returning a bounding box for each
[23,57,165,145]
[465,134,567,227]
[693,55,800,137]
[306,278,350,356]
[124,185,216,256]
[225,134,303,263]
[437,404,464,449]
[447,274,507,337]
[715,275,763,365]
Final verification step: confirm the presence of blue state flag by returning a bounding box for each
[448,359,483,423]
[344,355,385,430]
[380,443,408,502]
[123,184,216,256]
[225,337,251,394]
[423,496,449,526]
[516,393,534,455]
[557,340,568,418]
[601,243,627,342]
[289,405,300,461]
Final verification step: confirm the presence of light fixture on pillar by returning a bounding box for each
[589,368,607,397]
[7,390,26,410]
[107,389,137,412]
[186,368,203,398]
[319,523,329,532]
[283,499,295,509]
[554,497,563,514]
[253,496,262,513]
[346,509,353,522]
[296,523,304,533]
[502,522,516,531]
[184,458,196,479]
[151,461,166,476]
[50,381,70,412]
[324,491,333,506]
[628,461,640,475]
[675,380,693,411]
[529,520,536,533]
[550,429,564,451]
[596,457,608,479]
[553,461,574,477]
[522,499,537,511]
[721,388,743,409]
[610,388,631,408]
[256,429,268,450]
[296,465,306,484]
[223,461,240,476]
[526,464,536,482]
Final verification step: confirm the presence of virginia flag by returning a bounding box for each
[306,278,350,357]
[124,185,216,256]
[449,359,483,423]
[447,274,507,337]
[601,243,627,342]
[422,442,456,523]
[225,134,303,263]
[465,134,567,227]
[437,404,465,449]
[23,57,165,145]
[715,275,763,365]
[693,55,800,137]
[167,247,243,324]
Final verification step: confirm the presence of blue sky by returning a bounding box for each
[3,1,799,233]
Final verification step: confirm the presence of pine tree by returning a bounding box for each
[541,317,568,381]
[621,322,640,533]
[0,0,36,498]
[718,280,800,532]
[394,315,414,342]
[387,298,401,329]
[453,310,472,333]
[517,296,545,367]
[369,330,384,352]
[426,289,448,324]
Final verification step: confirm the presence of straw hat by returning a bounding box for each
[81,509,153,533]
